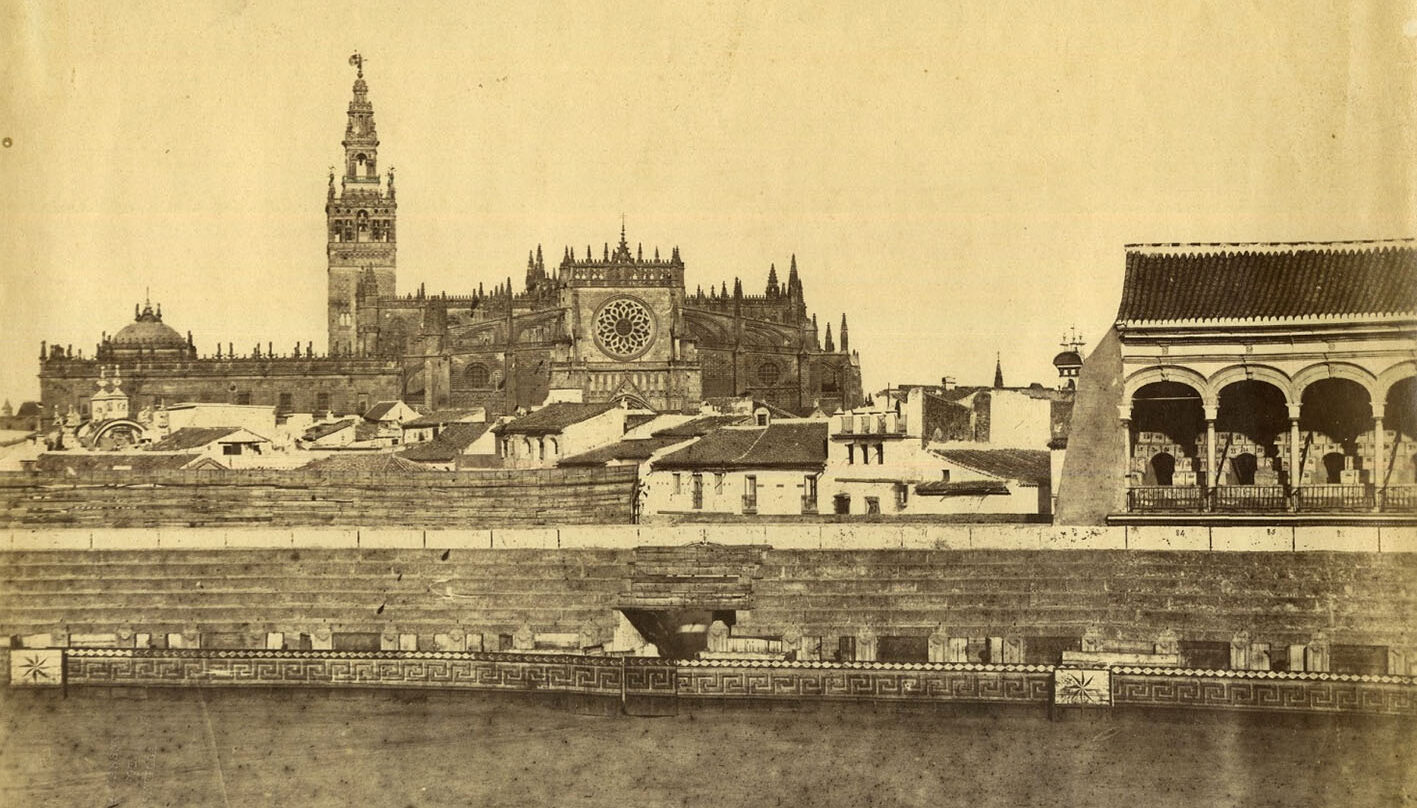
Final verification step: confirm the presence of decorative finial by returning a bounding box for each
[349,52,365,78]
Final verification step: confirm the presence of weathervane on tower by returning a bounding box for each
[349,52,365,78]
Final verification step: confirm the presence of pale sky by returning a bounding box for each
[1,1,1413,403]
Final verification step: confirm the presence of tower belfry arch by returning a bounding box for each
[326,52,397,355]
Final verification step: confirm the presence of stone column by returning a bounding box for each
[1287,403,1302,496]
[1203,404,1219,491]
[1372,403,1386,511]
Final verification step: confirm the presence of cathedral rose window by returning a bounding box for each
[594,297,655,359]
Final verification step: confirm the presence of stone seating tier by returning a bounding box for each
[0,548,1411,657]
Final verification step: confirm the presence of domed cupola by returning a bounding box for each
[101,300,195,360]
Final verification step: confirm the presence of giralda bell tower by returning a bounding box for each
[326,52,397,355]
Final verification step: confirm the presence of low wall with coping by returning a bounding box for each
[10,647,1413,718]
[3,523,1413,552]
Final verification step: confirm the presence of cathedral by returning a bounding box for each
[39,56,863,423]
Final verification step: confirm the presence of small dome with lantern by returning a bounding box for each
[100,300,195,360]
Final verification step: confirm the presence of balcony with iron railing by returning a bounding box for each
[801,495,818,515]
[1297,484,1374,512]
[742,494,758,515]
[1128,486,1207,513]
[1212,485,1289,512]
[1126,483,1407,514]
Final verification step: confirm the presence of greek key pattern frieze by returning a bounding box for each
[1111,673,1416,716]
[65,650,623,695]
[675,665,1053,703]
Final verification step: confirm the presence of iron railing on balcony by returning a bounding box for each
[742,494,758,515]
[1128,485,1206,513]
[1382,485,1417,513]
[1297,484,1374,512]
[1212,485,1289,512]
[801,495,818,515]
[1128,482,1411,515]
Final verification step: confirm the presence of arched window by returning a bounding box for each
[522,437,534,458]
[546,437,558,457]
[1231,453,1258,486]
[1322,452,1346,484]
[1151,452,1176,486]
[465,363,490,389]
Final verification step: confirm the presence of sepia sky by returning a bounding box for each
[1,1,1413,403]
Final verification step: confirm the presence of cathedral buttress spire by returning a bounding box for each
[824,323,835,353]
[766,263,780,296]
[839,314,849,354]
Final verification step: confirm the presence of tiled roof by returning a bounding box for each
[303,419,357,441]
[914,479,1011,497]
[353,422,384,442]
[147,427,243,451]
[15,402,41,417]
[1118,242,1417,323]
[624,413,658,431]
[300,453,428,473]
[35,452,203,473]
[559,436,687,467]
[362,401,402,421]
[403,410,481,429]
[397,422,492,462]
[650,414,752,438]
[654,422,828,471]
[496,402,618,435]
[933,448,1051,486]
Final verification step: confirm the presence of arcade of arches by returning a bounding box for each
[1123,365,1417,512]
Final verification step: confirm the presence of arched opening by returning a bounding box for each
[356,210,370,242]
[1129,381,1203,486]
[1322,452,1346,485]
[1150,452,1176,486]
[1230,452,1258,485]
[1215,380,1288,487]
[1384,377,1417,486]
[1298,378,1372,485]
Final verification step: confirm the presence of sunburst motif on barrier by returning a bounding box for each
[1054,668,1111,706]
[11,649,62,686]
